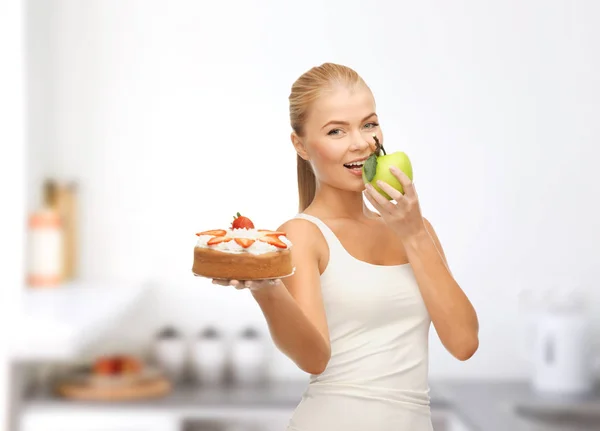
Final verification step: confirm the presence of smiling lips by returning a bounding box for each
[344,159,366,177]
[344,160,364,169]
[344,156,368,167]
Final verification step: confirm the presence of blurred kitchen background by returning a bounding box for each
[1,0,600,430]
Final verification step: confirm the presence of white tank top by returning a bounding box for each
[287,213,433,431]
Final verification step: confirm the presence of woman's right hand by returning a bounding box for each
[211,278,281,291]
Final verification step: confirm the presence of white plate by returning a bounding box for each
[193,267,296,281]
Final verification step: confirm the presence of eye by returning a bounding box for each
[327,128,342,136]
[364,122,379,129]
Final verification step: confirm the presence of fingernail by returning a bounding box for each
[390,166,398,173]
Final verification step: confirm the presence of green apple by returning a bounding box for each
[362,151,413,200]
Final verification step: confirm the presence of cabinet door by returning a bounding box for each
[21,410,178,431]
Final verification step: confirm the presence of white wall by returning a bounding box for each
[1,0,27,428]
[27,0,600,380]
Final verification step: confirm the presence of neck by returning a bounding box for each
[310,181,374,220]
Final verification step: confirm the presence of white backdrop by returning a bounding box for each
[1,0,26,427]
[24,0,600,380]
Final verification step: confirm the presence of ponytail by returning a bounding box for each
[297,155,316,212]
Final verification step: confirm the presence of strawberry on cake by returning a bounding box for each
[193,213,294,280]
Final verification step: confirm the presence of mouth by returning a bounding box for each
[343,161,365,170]
[343,159,367,177]
[343,157,368,170]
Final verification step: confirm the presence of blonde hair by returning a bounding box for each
[289,63,368,212]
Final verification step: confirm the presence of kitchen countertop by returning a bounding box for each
[22,379,600,430]
[24,380,314,411]
[435,379,600,431]
[23,379,449,410]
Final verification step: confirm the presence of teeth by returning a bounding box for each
[345,162,364,168]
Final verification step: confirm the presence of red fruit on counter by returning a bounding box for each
[93,357,117,375]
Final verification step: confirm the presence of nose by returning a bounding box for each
[349,133,371,152]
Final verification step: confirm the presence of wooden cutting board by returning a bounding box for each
[56,375,172,401]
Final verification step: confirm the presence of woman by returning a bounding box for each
[214,63,479,430]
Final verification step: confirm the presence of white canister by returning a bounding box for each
[230,327,268,385]
[191,326,227,386]
[152,327,187,382]
[530,311,594,395]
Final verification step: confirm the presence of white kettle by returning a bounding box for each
[520,285,597,396]
[529,310,594,395]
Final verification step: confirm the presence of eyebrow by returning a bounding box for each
[321,113,378,130]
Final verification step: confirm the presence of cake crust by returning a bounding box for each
[193,247,293,280]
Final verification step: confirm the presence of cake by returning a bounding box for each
[192,213,294,280]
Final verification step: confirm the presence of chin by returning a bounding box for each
[320,169,366,193]
[335,178,366,193]
[352,181,367,192]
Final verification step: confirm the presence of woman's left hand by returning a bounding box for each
[363,166,426,243]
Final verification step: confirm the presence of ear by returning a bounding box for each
[291,132,310,161]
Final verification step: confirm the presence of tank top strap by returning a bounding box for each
[293,213,344,254]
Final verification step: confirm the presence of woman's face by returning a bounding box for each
[294,84,383,192]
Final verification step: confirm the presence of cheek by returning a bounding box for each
[310,141,343,164]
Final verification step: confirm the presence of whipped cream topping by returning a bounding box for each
[196,228,292,255]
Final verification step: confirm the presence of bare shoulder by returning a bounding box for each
[279,215,326,231]
[278,218,329,271]
[278,217,322,243]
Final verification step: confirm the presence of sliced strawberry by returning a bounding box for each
[234,238,255,248]
[196,229,227,237]
[231,212,255,229]
[258,230,287,236]
[259,235,287,248]
[207,236,232,245]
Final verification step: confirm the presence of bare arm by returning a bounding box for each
[404,218,479,361]
[364,169,479,361]
[250,219,331,374]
